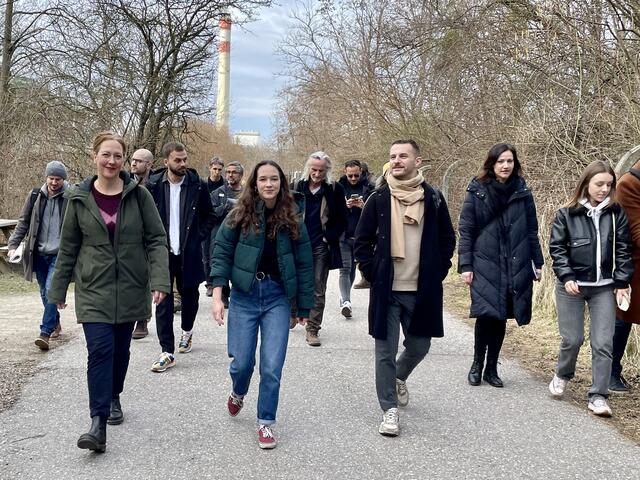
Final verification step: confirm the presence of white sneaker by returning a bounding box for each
[549,374,568,398]
[396,379,409,407]
[588,395,612,417]
[151,352,176,372]
[378,408,399,436]
[340,300,352,318]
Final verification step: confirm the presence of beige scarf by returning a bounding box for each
[387,172,425,259]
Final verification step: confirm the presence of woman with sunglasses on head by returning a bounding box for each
[458,143,544,388]
[548,160,633,417]
[48,131,169,452]
[211,160,314,449]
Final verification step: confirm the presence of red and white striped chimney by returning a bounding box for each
[216,14,231,131]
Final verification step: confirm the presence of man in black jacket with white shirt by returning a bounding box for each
[146,142,215,372]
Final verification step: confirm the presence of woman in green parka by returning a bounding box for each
[211,160,314,450]
[48,131,170,453]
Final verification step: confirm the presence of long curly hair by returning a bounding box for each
[227,160,301,240]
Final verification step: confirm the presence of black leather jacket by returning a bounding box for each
[549,203,633,288]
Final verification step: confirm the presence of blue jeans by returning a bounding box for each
[33,253,60,336]
[227,278,291,425]
[338,236,356,303]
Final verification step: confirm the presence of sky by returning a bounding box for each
[227,0,301,142]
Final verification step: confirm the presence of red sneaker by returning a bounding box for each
[258,424,277,449]
[227,393,244,417]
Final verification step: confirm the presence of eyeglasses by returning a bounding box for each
[347,174,360,179]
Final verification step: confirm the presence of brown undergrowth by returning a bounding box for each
[444,271,640,446]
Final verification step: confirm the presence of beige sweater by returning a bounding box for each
[392,208,424,291]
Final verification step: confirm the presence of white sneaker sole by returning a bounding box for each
[178,345,192,354]
[588,405,612,417]
[378,424,399,437]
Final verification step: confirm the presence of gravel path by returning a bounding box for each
[1,272,639,479]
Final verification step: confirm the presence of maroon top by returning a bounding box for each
[92,185,122,245]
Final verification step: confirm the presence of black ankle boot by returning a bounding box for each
[483,360,504,388]
[77,416,107,452]
[107,397,123,425]
[467,357,484,386]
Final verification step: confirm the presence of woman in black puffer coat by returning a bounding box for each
[458,143,544,387]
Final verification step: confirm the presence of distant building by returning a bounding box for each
[233,131,261,147]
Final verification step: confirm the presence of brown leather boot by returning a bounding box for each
[132,321,149,339]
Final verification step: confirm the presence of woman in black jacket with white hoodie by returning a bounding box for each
[549,160,633,417]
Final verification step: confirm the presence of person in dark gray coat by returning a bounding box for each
[458,143,544,388]
[8,161,69,350]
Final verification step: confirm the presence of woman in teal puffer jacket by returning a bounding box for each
[211,160,313,450]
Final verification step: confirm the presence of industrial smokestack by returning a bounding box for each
[216,14,231,132]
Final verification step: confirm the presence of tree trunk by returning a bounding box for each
[0,0,14,107]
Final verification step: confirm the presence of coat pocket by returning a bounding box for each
[568,237,591,270]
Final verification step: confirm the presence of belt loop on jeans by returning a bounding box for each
[256,271,266,280]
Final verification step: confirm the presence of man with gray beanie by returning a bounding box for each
[8,161,69,351]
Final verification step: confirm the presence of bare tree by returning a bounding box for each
[0,0,270,217]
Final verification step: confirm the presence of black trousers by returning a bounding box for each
[202,236,212,286]
[474,316,507,363]
[83,322,135,418]
[155,253,200,354]
[612,318,633,378]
